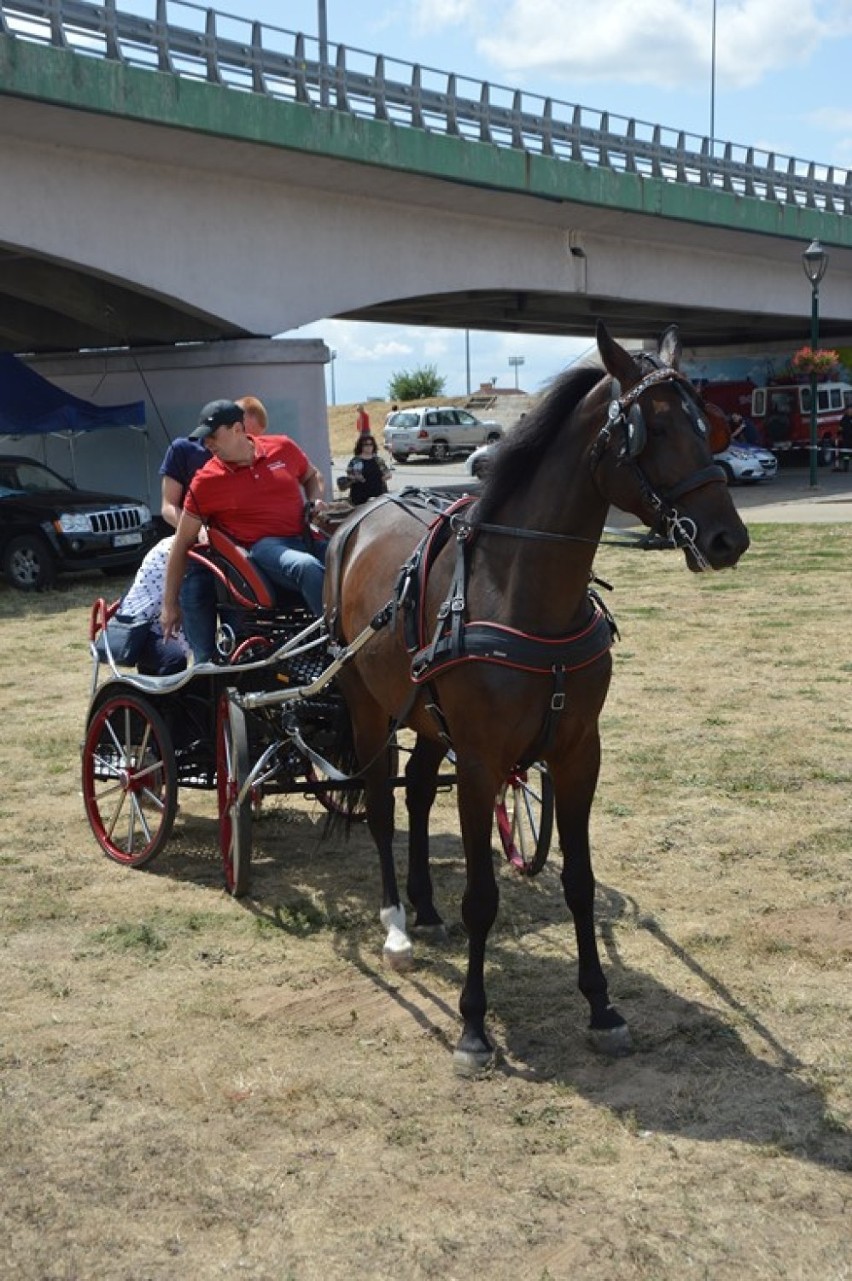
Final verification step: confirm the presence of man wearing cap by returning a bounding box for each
[158,395,271,661]
[160,399,327,654]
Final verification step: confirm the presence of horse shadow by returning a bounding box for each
[152,799,393,912]
[327,855,851,1174]
[142,812,851,1173]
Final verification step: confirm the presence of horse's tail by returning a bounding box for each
[310,691,366,839]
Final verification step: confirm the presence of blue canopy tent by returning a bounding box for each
[0,351,149,497]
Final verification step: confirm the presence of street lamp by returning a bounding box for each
[801,238,829,489]
[709,0,717,145]
[508,355,525,390]
[328,348,337,406]
[317,1,329,108]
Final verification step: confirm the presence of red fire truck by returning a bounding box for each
[699,377,852,465]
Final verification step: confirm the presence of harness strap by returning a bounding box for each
[517,664,567,770]
[423,681,454,746]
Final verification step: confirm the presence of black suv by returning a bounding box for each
[0,455,157,590]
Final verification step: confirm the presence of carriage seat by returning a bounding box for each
[187,526,306,614]
[186,524,328,665]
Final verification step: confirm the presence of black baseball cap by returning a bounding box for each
[191,399,244,441]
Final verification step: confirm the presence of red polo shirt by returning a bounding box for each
[184,434,311,543]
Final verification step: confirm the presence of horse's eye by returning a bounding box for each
[695,417,708,437]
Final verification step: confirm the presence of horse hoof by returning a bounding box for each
[411,922,449,945]
[587,1023,632,1057]
[382,944,414,972]
[453,1046,494,1078]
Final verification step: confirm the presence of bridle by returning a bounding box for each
[589,364,726,571]
[442,361,726,568]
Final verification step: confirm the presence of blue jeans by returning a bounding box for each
[179,560,218,663]
[249,536,327,616]
[136,622,188,676]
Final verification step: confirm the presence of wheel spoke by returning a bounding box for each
[495,763,553,876]
[104,790,128,842]
[129,793,154,847]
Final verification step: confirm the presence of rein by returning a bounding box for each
[450,512,675,552]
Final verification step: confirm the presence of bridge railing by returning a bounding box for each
[2,0,850,216]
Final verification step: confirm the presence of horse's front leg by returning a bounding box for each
[453,763,501,1075]
[405,734,448,938]
[350,700,413,971]
[552,752,631,1056]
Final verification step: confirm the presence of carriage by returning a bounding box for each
[81,322,749,1074]
[81,501,554,898]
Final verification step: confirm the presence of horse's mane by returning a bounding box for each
[475,360,605,523]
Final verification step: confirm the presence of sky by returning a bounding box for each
[119,0,852,402]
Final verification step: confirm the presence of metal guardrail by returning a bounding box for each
[2,0,850,216]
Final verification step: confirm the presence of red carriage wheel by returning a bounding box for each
[216,692,253,897]
[495,762,554,876]
[82,688,177,867]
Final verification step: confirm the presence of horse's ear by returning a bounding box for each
[596,319,641,385]
[658,325,682,370]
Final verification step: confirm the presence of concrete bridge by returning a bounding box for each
[1,0,851,359]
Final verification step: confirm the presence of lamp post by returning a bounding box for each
[801,238,829,489]
[329,348,337,406]
[508,355,525,390]
[710,0,717,145]
[318,0,329,108]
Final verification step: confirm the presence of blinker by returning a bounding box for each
[625,404,647,458]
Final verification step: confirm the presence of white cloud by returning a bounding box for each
[292,318,413,363]
[349,337,413,361]
[417,0,833,91]
[410,0,484,32]
[421,332,452,360]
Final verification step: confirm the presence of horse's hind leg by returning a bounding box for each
[552,753,631,1056]
[405,734,448,938]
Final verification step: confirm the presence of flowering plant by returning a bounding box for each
[790,346,841,377]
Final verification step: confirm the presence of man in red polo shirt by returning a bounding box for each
[161,399,327,651]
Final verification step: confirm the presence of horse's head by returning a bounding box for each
[589,321,749,571]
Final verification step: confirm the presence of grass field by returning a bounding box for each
[0,521,850,1280]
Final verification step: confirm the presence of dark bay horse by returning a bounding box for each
[324,321,749,1073]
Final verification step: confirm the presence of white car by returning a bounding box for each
[384,407,503,462]
[714,443,778,484]
[464,442,497,479]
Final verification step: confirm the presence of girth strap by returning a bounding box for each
[516,664,567,770]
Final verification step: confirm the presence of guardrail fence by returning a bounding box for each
[2,0,850,216]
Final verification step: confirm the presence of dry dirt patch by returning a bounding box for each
[1,523,850,1281]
